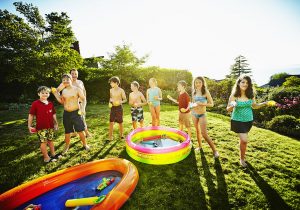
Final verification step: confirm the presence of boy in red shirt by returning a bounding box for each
[28,86,59,163]
[167,80,192,137]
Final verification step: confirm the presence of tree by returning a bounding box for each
[227,55,251,78]
[270,72,289,80]
[100,44,148,88]
[283,76,300,87]
[268,72,290,87]
[0,2,82,84]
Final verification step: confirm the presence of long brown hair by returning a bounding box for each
[232,75,255,99]
[193,76,207,96]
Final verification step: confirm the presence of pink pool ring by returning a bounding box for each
[126,126,192,164]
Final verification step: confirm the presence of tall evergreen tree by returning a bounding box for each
[228,55,252,78]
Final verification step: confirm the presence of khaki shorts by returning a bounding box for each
[179,112,191,128]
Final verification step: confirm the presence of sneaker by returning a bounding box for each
[213,151,220,158]
[62,146,69,155]
[240,159,247,167]
[121,136,125,140]
[194,147,202,151]
[51,153,62,159]
[84,144,90,151]
[44,157,57,163]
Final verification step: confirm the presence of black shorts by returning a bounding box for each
[63,110,85,134]
[231,120,253,133]
[110,105,123,123]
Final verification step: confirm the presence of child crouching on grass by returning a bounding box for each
[28,86,61,163]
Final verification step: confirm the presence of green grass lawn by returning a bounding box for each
[0,104,299,209]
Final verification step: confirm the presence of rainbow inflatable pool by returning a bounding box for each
[126,126,191,165]
[0,158,139,210]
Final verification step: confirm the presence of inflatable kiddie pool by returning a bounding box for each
[0,158,139,210]
[126,126,191,165]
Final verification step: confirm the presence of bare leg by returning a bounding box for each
[82,115,91,137]
[40,142,50,160]
[139,120,144,128]
[47,140,55,156]
[187,127,192,139]
[179,123,184,131]
[132,121,137,129]
[192,116,202,148]
[109,122,114,140]
[84,129,91,138]
[78,131,87,145]
[149,106,157,126]
[200,122,217,153]
[63,133,71,154]
[239,133,248,161]
[155,106,160,126]
[78,131,89,151]
[119,123,124,138]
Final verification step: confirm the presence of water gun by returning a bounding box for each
[267,100,277,107]
[97,177,115,191]
[51,87,57,94]
[65,195,106,207]
[189,102,198,109]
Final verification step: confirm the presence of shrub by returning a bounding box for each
[267,115,300,139]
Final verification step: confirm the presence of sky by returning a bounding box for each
[1,0,300,85]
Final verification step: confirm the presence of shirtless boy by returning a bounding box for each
[52,73,90,153]
[108,76,127,141]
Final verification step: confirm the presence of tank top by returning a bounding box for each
[148,87,160,106]
[231,99,253,122]
[194,95,207,103]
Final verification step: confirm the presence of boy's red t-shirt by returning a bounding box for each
[29,100,56,130]
[178,92,190,113]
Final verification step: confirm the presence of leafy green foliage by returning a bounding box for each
[0,2,82,84]
[267,87,300,118]
[267,115,300,138]
[283,76,300,87]
[270,72,289,81]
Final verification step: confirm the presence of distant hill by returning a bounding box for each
[261,74,300,87]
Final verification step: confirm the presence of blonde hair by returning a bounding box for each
[149,78,157,86]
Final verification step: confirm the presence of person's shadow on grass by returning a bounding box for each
[245,162,291,210]
[118,148,208,210]
[200,149,230,210]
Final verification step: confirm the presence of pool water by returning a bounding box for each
[17,170,122,210]
[138,138,180,148]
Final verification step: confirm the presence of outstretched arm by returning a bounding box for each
[167,95,178,104]
[252,97,267,109]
